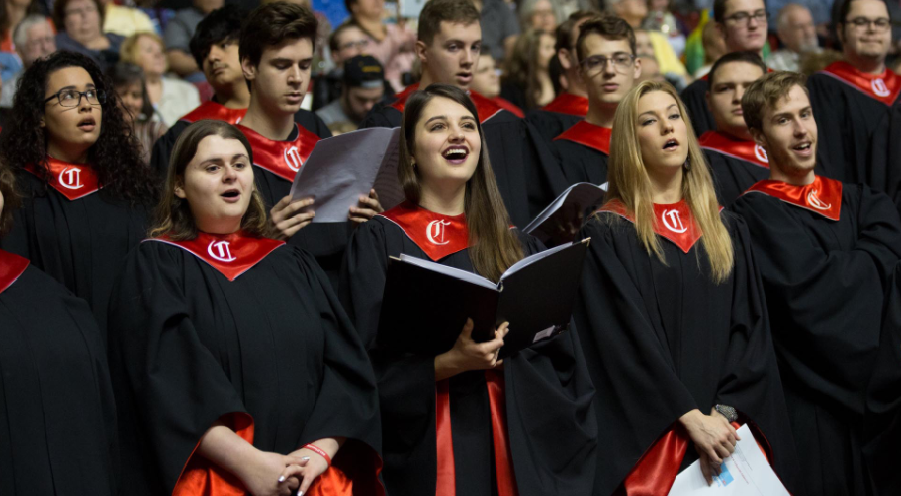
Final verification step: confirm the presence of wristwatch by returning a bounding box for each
[715,404,738,423]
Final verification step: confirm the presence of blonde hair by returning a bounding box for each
[605,80,734,283]
[120,33,168,73]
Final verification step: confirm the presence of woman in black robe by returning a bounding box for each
[107,120,382,496]
[0,51,157,332]
[573,80,799,495]
[341,84,597,496]
[0,153,118,494]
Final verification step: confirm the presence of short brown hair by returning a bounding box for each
[576,15,636,61]
[240,2,318,69]
[741,71,808,132]
[53,0,104,34]
[556,10,597,52]
[417,0,481,47]
[149,120,270,241]
[0,164,20,237]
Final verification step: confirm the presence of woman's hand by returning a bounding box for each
[278,438,343,496]
[434,319,509,381]
[349,189,383,224]
[678,409,740,484]
[239,450,307,496]
[270,196,315,240]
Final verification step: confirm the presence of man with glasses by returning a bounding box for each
[551,15,640,187]
[312,22,379,110]
[527,10,596,144]
[808,0,897,188]
[1,15,56,109]
[680,0,768,136]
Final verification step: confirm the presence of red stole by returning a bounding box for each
[743,175,843,221]
[0,249,29,295]
[237,124,321,182]
[145,231,285,281]
[598,199,706,253]
[494,96,524,118]
[820,60,901,106]
[378,201,517,495]
[554,120,612,155]
[179,101,247,124]
[24,157,101,201]
[389,84,506,123]
[541,92,589,117]
[698,131,769,169]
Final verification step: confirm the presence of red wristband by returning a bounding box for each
[303,443,332,466]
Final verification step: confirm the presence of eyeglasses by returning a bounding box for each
[580,54,636,76]
[44,88,106,107]
[339,39,370,51]
[724,10,767,25]
[846,17,891,32]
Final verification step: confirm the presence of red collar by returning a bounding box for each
[554,120,612,155]
[237,124,321,182]
[598,198,705,253]
[541,93,588,117]
[146,231,285,281]
[743,175,842,221]
[699,131,769,168]
[180,101,247,124]
[0,249,29,295]
[24,157,101,200]
[378,201,469,261]
[493,96,524,118]
[820,61,901,106]
[390,84,505,124]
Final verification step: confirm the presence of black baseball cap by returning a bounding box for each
[343,55,385,89]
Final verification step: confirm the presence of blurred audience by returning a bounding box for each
[769,3,820,72]
[501,28,556,109]
[473,0,520,63]
[313,21,372,109]
[108,62,167,164]
[120,32,200,126]
[1,14,55,107]
[606,0,648,29]
[54,0,123,70]
[100,0,155,38]
[163,0,223,82]
[519,0,560,33]
[346,0,415,91]
[642,0,686,56]
[1,0,42,53]
[316,54,385,128]
[472,48,501,98]
[694,18,727,77]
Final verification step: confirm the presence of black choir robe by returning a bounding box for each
[359,84,568,227]
[731,176,901,496]
[807,61,901,186]
[698,130,770,206]
[680,76,715,137]
[107,232,383,496]
[0,158,149,332]
[340,202,598,496]
[551,120,610,186]
[236,122,350,287]
[868,101,901,214]
[526,92,587,144]
[0,249,118,496]
[574,199,799,496]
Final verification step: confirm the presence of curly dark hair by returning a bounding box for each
[0,163,20,237]
[0,51,158,205]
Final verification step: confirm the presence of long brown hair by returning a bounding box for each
[0,162,20,237]
[604,80,734,283]
[398,84,523,282]
[149,120,270,240]
[503,28,551,110]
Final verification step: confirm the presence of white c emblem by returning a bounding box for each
[872,78,890,97]
[284,146,303,172]
[207,240,237,262]
[661,209,688,233]
[426,220,451,245]
[807,189,832,211]
[754,144,769,163]
[58,167,84,190]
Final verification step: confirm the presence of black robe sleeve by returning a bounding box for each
[293,108,334,138]
[150,120,188,182]
[703,150,769,206]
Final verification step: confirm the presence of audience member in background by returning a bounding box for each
[316,54,385,127]
[766,0,834,34]
[519,0,560,33]
[312,22,371,109]
[768,3,819,72]
[163,0,223,82]
[54,0,123,70]
[346,0,415,92]
[1,0,41,53]
[472,0,520,62]
[0,14,55,108]
[693,20,728,78]
[643,0,687,56]
[120,32,200,126]
[606,0,648,29]
[109,62,167,165]
[501,28,556,110]
[681,0,768,136]
[472,47,523,116]
[635,28,690,89]
[99,0,154,38]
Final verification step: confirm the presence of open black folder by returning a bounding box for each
[376,239,590,359]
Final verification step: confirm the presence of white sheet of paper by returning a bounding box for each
[667,424,789,496]
[288,127,401,223]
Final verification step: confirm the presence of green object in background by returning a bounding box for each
[683,9,770,76]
